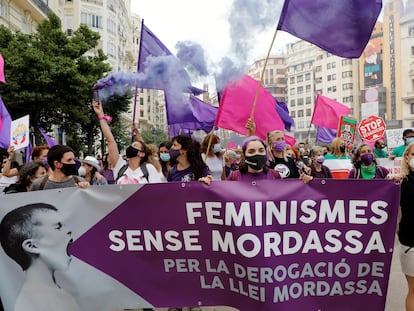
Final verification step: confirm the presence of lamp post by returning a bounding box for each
[151,128,157,144]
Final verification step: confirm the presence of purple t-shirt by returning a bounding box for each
[167,165,210,182]
[228,169,280,182]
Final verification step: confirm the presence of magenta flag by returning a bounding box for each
[311,94,351,129]
[0,95,11,148]
[216,75,284,139]
[0,53,6,83]
[277,0,382,58]
[285,133,296,146]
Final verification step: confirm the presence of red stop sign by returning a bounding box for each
[358,115,386,142]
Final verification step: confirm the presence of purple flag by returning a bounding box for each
[138,22,204,95]
[37,126,58,147]
[277,0,382,58]
[165,92,217,136]
[25,142,33,163]
[316,126,337,143]
[274,97,295,132]
[0,95,11,148]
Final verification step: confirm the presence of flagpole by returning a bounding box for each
[131,19,145,142]
[249,27,279,120]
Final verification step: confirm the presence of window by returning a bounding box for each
[140,110,144,118]
[306,97,312,105]
[342,83,353,91]
[342,59,352,66]
[306,85,311,93]
[106,42,115,57]
[81,12,103,29]
[297,98,304,106]
[328,86,337,93]
[291,111,296,118]
[290,88,295,95]
[411,103,414,114]
[412,46,414,56]
[297,86,303,94]
[290,77,295,84]
[342,71,352,78]
[290,100,295,107]
[409,27,414,36]
[327,74,336,81]
[306,108,312,116]
[297,75,303,83]
[107,18,116,35]
[140,98,144,105]
[305,73,311,81]
[315,66,322,72]
[298,110,304,117]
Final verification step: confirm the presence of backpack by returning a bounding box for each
[116,163,149,183]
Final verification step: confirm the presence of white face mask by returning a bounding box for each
[409,158,414,169]
[78,166,86,177]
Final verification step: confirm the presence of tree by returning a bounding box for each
[0,13,129,153]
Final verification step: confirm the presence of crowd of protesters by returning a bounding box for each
[2,101,414,311]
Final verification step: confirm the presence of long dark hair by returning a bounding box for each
[172,135,209,179]
[159,141,173,177]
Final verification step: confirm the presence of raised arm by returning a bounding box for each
[131,122,143,142]
[92,100,120,167]
[2,145,19,177]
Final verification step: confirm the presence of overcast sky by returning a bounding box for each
[130,1,297,66]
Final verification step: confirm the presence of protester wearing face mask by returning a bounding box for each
[348,144,388,179]
[30,145,90,190]
[167,135,211,183]
[78,156,108,186]
[398,141,414,311]
[390,129,414,160]
[373,139,388,158]
[324,137,351,160]
[266,130,300,179]
[308,146,333,179]
[93,100,161,184]
[201,133,225,181]
[228,136,280,181]
[158,141,173,181]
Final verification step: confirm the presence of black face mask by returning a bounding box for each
[244,154,267,170]
[126,146,140,159]
[340,146,346,153]
[60,163,78,176]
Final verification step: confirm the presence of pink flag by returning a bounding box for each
[226,140,237,150]
[311,94,351,129]
[216,75,284,139]
[285,133,296,147]
[0,53,5,84]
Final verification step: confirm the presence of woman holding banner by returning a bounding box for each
[348,144,388,179]
[399,142,414,311]
[228,136,280,181]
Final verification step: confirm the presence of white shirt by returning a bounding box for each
[114,156,162,184]
[202,153,224,181]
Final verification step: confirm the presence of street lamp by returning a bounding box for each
[151,128,157,144]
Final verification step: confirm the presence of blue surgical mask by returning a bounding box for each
[160,153,170,162]
[406,137,414,145]
[213,143,221,154]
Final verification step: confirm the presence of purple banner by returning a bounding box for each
[70,180,399,311]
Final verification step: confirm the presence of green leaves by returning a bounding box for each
[0,12,129,154]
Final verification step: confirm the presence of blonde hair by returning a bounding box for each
[401,142,414,176]
[266,130,287,162]
[329,137,348,158]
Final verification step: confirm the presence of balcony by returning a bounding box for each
[13,0,50,22]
